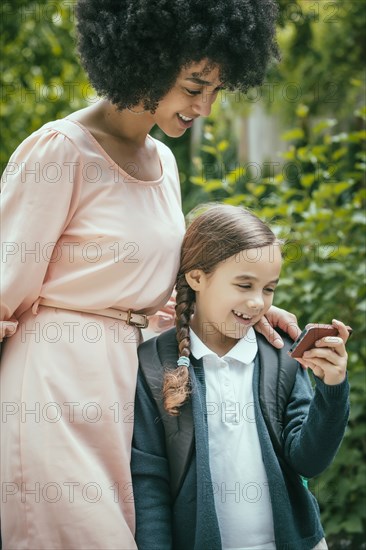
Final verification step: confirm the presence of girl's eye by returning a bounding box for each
[264,288,275,294]
[236,284,251,289]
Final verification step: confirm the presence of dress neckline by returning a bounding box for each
[65,117,164,187]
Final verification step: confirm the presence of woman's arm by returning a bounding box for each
[0,128,82,339]
[131,369,173,550]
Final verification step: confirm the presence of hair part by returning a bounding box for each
[163,203,278,415]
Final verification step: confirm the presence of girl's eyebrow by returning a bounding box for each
[234,274,280,284]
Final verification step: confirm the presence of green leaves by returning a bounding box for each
[1,0,89,167]
[281,127,305,141]
[312,119,337,135]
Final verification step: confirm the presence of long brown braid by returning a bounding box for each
[162,274,195,415]
[162,203,278,416]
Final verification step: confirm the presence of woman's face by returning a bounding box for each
[153,60,224,138]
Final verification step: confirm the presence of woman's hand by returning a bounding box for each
[296,319,349,385]
[0,318,18,342]
[147,293,176,333]
[255,305,301,349]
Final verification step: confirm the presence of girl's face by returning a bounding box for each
[152,60,224,137]
[187,245,282,356]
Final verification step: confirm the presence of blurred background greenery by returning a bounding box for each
[1,0,365,546]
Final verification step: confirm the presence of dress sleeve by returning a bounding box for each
[0,128,82,339]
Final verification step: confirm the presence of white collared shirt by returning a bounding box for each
[190,328,275,550]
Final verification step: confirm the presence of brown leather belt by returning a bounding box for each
[36,298,149,329]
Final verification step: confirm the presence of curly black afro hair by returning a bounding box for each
[76,0,279,111]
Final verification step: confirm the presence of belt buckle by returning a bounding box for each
[126,309,149,329]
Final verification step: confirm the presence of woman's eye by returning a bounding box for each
[184,88,201,96]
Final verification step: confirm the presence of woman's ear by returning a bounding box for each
[185,269,204,291]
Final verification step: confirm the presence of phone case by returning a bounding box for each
[288,323,352,358]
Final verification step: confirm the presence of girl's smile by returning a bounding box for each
[232,310,257,324]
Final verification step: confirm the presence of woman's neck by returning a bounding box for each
[72,99,156,147]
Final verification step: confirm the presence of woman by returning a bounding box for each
[0,1,299,548]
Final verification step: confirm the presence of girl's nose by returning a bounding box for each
[247,296,264,312]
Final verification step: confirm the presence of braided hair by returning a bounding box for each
[162,274,195,415]
[163,203,278,415]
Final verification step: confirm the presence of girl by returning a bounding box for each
[132,204,350,550]
[1,2,299,548]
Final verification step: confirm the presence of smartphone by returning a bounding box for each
[288,323,353,358]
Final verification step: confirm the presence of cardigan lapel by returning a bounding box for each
[190,355,222,550]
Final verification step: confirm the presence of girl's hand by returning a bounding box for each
[255,305,301,349]
[296,319,349,385]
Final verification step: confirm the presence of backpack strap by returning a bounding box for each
[138,329,299,500]
[137,328,194,501]
[257,331,299,457]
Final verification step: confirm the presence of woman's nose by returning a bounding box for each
[192,92,215,117]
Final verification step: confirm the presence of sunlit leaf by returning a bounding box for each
[201,145,218,156]
[300,173,316,187]
[217,140,229,152]
[203,179,225,192]
[281,128,305,141]
[190,176,205,186]
[313,119,337,134]
[296,104,309,118]
[354,105,366,120]
[332,147,348,161]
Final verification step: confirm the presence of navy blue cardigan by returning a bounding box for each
[131,332,349,550]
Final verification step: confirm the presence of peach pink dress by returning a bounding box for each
[0,117,185,549]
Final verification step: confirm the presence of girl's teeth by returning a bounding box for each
[234,310,251,319]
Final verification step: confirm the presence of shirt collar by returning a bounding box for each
[189,327,258,365]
